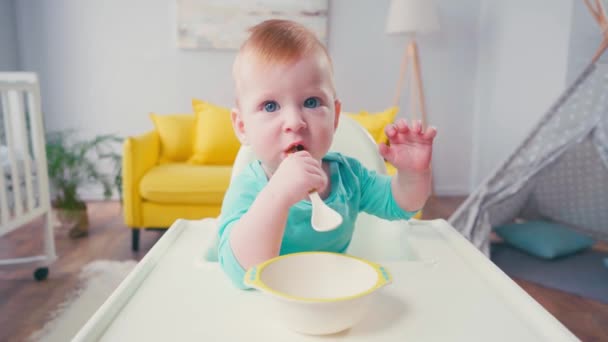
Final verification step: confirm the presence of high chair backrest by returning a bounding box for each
[230,114,387,182]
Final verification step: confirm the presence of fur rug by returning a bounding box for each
[28,260,137,342]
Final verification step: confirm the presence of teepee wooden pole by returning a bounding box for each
[585,0,608,62]
[595,0,608,31]
[584,0,601,22]
[592,37,608,63]
[598,0,608,32]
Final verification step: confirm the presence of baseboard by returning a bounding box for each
[79,188,120,201]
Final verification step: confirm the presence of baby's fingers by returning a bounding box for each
[305,165,327,191]
[385,123,398,138]
[303,162,323,176]
[422,126,437,140]
[394,119,410,134]
[410,120,423,134]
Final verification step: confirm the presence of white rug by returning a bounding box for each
[29,260,137,342]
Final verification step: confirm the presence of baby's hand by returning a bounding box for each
[268,151,327,206]
[379,119,437,173]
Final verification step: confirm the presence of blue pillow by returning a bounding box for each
[494,221,595,259]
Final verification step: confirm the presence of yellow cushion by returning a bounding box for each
[139,163,232,205]
[386,162,397,176]
[346,107,398,144]
[149,113,195,163]
[189,99,241,165]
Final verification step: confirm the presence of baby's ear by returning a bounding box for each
[231,109,248,145]
[333,99,341,130]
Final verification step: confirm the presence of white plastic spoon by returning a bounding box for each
[289,144,343,232]
[309,191,343,232]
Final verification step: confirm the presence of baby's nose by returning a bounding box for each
[284,110,307,131]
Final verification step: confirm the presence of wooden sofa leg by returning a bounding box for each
[132,229,140,251]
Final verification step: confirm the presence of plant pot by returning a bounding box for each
[54,204,89,238]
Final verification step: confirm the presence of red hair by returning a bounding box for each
[233,19,332,77]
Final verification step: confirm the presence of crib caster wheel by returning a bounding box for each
[34,267,49,281]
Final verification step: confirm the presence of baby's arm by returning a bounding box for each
[392,166,432,211]
[379,119,437,212]
[229,151,327,271]
[228,185,290,271]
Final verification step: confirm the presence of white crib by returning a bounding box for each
[0,72,56,281]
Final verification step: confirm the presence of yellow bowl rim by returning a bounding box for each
[244,251,392,303]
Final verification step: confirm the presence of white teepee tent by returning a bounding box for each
[449,0,608,255]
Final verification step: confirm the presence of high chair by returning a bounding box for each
[75,116,576,340]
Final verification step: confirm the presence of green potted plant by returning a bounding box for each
[45,130,122,238]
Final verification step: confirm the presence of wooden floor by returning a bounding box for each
[1,198,607,341]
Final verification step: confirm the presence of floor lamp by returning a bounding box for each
[386,0,440,129]
[387,0,439,196]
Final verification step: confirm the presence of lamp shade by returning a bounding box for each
[386,0,440,34]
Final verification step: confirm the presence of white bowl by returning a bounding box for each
[244,252,392,335]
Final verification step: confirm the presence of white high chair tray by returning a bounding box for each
[74,218,577,341]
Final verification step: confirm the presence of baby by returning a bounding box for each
[218,19,436,289]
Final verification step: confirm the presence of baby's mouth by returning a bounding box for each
[287,144,305,153]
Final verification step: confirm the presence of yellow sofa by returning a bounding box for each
[122,99,240,250]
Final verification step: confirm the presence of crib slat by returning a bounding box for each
[9,90,35,212]
[26,89,50,212]
[0,93,9,228]
[27,80,56,259]
[0,172,8,228]
[1,91,24,218]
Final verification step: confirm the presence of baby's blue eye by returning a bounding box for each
[303,97,320,108]
[263,101,279,112]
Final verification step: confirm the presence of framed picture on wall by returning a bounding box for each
[176,0,329,50]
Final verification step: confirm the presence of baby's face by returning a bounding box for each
[232,53,340,174]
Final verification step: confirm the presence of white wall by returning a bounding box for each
[15,0,235,137]
[14,0,482,197]
[9,0,595,199]
[470,0,574,187]
[0,0,19,70]
[331,0,480,195]
[12,0,593,198]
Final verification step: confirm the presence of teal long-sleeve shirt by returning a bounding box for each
[217,152,416,289]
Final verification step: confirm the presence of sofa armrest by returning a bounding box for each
[122,131,160,226]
